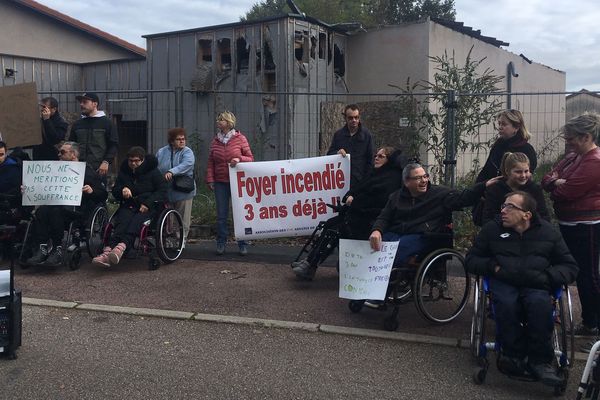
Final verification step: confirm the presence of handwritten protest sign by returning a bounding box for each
[229,155,350,240]
[22,161,86,206]
[338,239,399,300]
[0,82,41,147]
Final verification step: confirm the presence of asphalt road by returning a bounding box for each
[0,306,587,400]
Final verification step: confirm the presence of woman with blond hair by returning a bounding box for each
[206,111,254,256]
[481,152,549,225]
[476,109,537,182]
[542,112,600,351]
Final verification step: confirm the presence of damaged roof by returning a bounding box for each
[432,17,509,48]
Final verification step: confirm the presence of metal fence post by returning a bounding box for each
[175,86,184,127]
[444,89,458,188]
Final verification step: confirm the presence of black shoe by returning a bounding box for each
[44,246,63,266]
[497,354,527,376]
[292,260,316,280]
[26,245,48,264]
[527,362,563,387]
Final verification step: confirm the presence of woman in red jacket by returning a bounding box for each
[542,112,600,351]
[206,111,254,255]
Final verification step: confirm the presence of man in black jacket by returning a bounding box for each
[70,92,119,176]
[465,191,578,387]
[34,97,68,161]
[26,141,108,266]
[327,104,374,188]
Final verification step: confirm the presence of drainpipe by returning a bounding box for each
[506,62,519,109]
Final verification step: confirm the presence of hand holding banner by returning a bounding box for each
[22,161,86,206]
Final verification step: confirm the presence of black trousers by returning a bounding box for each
[560,223,600,329]
[490,279,554,363]
[110,207,155,249]
[34,206,73,246]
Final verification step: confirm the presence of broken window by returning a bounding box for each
[334,44,345,77]
[328,36,333,65]
[217,38,231,72]
[294,31,309,63]
[318,33,326,59]
[197,39,212,65]
[310,36,317,60]
[236,37,250,74]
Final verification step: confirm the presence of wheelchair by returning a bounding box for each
[18,203,108,270]
[348,228,470,331]
[577,340,600,399]
[101,202,184,270]
[470,276,573,396]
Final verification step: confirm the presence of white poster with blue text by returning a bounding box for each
[22,161,86,206]
[338,239,399,300]
[229,155,350,240]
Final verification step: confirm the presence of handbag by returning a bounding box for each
[172,174,195,193]
[170,149,195,193]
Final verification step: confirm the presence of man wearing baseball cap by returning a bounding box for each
[70,92,119,176]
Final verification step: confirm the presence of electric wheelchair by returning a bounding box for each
[470,275,573,396]
[18,203,108,270]
[348,225,470,331]
[100,202,184,269]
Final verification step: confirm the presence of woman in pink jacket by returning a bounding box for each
[542,112,600,352]
[206,111,254,255]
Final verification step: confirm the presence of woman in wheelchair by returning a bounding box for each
[291,146,404,280]
[26,142,108,266]
[92,146,168,267]
[466,191,578,387]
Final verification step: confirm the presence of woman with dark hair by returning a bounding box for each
[93,146,167,267]
[291,146,404,280]
[476,109,537,182]
[481,152,549,225]
[157,127,196,245]
[542,112,600,351]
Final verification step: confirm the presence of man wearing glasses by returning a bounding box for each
[369,163,489,266]
[466,191,577,386]
[327,104,374,188]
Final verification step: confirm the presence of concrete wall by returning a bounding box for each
[0,2,141,64]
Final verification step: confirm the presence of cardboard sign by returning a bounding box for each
[338,239,399,300]
[22,161,86,206]
[229,155,351,239]
[0,82,42,148]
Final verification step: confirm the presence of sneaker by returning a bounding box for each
[570,323,599,337]
[44,246,63,266]
[527,362,563,387]
[216,243,225,255]
[580,338,600,353]
[364,300,385,309]
[26,245,48,265]
[92,252,111,267]
[108,242,126,265]
[497,354,527,376]
[292,260,316,280]
[239,244,248,256]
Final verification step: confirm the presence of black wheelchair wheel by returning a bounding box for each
[86,206,109,258]
[553,286,574,379]
[156,209,184,264]
[473,367,487,385]
[470,277,487,359]
[67,248,82,271]
[348,300,364,313]
[414,248,470,324]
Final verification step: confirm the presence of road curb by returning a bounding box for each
[75,303,196,320]
[23,297,79,309]
[320,324,460,347]
[194,313,320,332]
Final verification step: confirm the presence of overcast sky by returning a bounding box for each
[39,0,598,91]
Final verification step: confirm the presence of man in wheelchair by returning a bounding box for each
[26,142,108,266]
[93,146,167,267]
[466,191,578,386]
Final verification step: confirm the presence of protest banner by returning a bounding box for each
[229,155,350,239]
[0,82,41,147]
[338,239,399,300]
[22,161,86,206]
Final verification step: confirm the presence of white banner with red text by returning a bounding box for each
[229,155,350,240]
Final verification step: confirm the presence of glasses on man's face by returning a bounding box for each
[374,154,387,159]
[407,173,430,182]
[500,203,527,212]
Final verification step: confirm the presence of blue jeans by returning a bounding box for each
[382,232,429,266]
[214,182,246,247]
